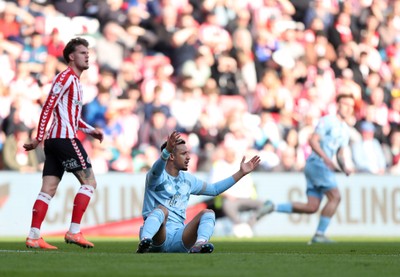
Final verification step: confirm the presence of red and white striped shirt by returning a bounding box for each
[36,67,95,141]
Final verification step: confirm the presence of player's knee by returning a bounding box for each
[156,205,169,219]
[88,182,97,189]
[203,209,215,215]
[86,176,97,189]
[335,194,341,203]
[308,203,320,213]
[327,190,341,205]
[149,206,168,225]
[201,209,216,221]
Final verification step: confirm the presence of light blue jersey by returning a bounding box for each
[142,157,235,224]
[305,114,350,198]
[309,114,350,161]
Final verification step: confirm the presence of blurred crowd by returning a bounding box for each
[0,0,399,175]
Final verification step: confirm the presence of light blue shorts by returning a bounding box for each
[139,221,189,253]
[304,157,337,199]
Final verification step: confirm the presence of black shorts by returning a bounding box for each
[43,138,92,179]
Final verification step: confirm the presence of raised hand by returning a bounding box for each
[240,155,261,175]
[165,131,181,153]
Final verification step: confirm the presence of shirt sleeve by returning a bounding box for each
[78,119,95,134]
[314,116,330,137]
[193,176,236,196]
[146,157,168,190]
[35,75,68,141]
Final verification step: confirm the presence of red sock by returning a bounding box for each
[31,199,49,229]
[71,185,93,224]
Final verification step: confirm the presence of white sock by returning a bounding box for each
[196,239,207,244]
[69,223,80,234]
[28,227,41,239]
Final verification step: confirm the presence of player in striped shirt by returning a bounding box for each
[24,37,104,249]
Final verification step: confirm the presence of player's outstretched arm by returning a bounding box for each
[232,155,261,182]
[200,155,261,196]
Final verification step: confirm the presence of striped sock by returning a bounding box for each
[69,185,94,233]
[29,192,52,239]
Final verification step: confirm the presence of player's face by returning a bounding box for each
[338,97,355,120]
[71,45,89,71]
[172,144,190,171]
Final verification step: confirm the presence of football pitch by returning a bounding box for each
[0,237,399,277]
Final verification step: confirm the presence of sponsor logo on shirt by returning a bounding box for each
[73,99,83,107]
[52,82,63,94]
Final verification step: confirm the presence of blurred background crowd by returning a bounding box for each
[0,0,399,175]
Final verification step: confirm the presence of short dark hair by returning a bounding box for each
[336,93,354,103]
[160,139,185,152]
[63,37,89,63]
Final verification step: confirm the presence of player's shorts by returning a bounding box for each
[140,221,188,253]
[42,138,92,179]
[304,156,337,199]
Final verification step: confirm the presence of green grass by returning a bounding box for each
[0,237,399,277]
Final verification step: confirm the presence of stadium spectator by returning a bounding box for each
[138,107,175,149]
[2,122,41,172]
[181,50,211,88]
[388,127,400,174]
[0,0,398,178]
[170,83,203,134]
[275,127,305,171]
[140,63,176,106]
[252,68,292,114]
[303,0,337,32]
[124,5,157,50]
[305,29,336,65]
[327,11,355,51]
[195,79,226,150]
[19,31,48,75]
[95,21,133,73]
[84,0,128,31]
[351,121,387,174]
[143,84,171,121]
[170,12,200,76]
[87,137,111,174]
[388,95,400,129]
[198,9,232,55]
[83,87,111,129]
[0,1,34,42]
[208,144,265,238]
[45,27,65,60]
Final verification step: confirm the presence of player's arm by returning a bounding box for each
[308,132,336,170]
[23,80,64,151]
[199,155,261,196]
[78,119,103,142]
[336,146,353,176]
[147,131,181,186]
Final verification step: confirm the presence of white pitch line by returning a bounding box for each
[0,249,37,253]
